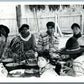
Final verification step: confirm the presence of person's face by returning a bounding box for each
[20,27,30,38]
[47,26,55,35]
[72,26,80,35]
[38,57,49,68]
[0,33,6,42]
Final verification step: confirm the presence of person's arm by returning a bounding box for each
[1,41,10,59]
[37,34,43,52]
[4,36,20,58]
[50,36,60,53]
[0,41,6,58]
[31,34,37,51]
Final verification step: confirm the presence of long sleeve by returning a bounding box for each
[31,34,37,51]
[0,41,6,58]
[4,36,22,58]
[50,36,59,51]
[9,36,22,53]
[37,34,43,52]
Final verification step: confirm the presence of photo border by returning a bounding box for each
[0,0,84,83]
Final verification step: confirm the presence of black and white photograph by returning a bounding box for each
[0,1,84,82]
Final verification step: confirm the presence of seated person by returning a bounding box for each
[0,25,10,59]
[6,24,36,63]
[0,25,10,77]
[71,23,81,39]
[59,37,84,76]
[37,21,60,65]
[71,23,84,47]
[37,50,58,78]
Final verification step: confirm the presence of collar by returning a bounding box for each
[47,31,58,37]
[19,33,32,41]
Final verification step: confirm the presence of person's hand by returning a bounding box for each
[34,52,38,58]
[63,66,71,71]
[50,53,60,59]
[61,55,69,60]
[50,48,58,53]
[20,60,26,64]
[12,53,19,62]
[13,53,19,58]
[27,50,34,54]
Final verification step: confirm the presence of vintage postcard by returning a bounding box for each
[0,0,84,83]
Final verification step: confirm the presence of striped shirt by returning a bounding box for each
[37,32,59,52]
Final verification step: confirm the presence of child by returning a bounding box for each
[37,50,58,78]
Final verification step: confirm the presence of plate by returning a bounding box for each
[9,69,25,77]
[6,63,20,67]
[2,58,14,63]
[27,63,37,66]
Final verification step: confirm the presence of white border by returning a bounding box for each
[0,1,84,5]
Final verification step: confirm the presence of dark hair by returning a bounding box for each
[71,23,80,29]
[0,25,10,38]
[38,50,50,61]
[19,24,29,33]
[46,21,55,28]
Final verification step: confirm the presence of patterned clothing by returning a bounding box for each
[37,32,59,52]
[5,34,36,62]
[10,34,36,52]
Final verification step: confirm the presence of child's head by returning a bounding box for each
[37,50,50,68]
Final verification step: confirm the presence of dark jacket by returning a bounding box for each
[5,34,36,62]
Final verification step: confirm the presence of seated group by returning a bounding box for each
[0,22,84,77]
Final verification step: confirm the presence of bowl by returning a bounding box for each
[2,58,14,66]
[5,63,21,72]
[24,69,39,77]
[9,69,25,77]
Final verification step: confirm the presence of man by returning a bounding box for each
[6,24,36,63]
[59,37,84,76]
[71,23,84,46]
[37,50,58,78]
[37,21,60,65]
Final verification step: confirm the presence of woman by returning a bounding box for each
[6,24,36,63]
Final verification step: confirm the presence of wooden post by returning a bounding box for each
[80,11,84,35]
[57,14,63,37]
[16,5,21,28]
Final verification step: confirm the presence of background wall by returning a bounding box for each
[0,4,84,42]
